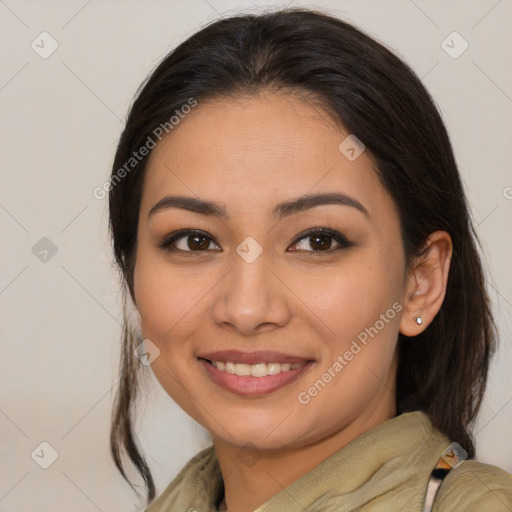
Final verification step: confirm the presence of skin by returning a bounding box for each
[133,92,452,512]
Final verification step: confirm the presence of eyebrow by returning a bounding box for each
[148,192,370,220]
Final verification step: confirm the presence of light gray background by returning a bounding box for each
[1,0,511,511]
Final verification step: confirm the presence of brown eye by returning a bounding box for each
[159,230,221,254]
[183,234,211,251]
[288,228,353,253]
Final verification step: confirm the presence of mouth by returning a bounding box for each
[209,360,304,376]
[197,350,315,396]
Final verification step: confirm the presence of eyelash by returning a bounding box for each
[158,227,354,257]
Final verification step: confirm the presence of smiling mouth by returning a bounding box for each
[198,356,314,396]
[203,359,305,377]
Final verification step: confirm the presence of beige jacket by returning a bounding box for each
[145,411,512,511]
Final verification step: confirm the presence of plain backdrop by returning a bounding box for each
[1,0,511,511]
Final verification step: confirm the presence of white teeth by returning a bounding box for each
[211,360,305,377]
[235,364,251,376]
[267,362,281,375]
[251,363,268,377]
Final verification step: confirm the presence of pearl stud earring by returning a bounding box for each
[414,316,422,325]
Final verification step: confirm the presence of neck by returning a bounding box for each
[213,402,396,512]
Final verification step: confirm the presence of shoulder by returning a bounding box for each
[145,444,219,512]
[434,459,512,512]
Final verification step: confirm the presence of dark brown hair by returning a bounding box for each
[108,8,497,504]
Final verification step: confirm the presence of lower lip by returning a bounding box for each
[199,359,314,396]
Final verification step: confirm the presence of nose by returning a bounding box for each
[212,248,292,336]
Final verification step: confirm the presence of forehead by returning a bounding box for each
[140,93,391,221]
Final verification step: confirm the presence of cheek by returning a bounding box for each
[296,255,402,339]
[133,252,211,344]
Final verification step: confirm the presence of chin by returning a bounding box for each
[209,412,309,450]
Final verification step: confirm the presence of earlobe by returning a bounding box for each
[399,230,453,337]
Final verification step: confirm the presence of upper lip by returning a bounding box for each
[198,350,312,365]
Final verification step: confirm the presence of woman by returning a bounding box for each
[108,8,512,512]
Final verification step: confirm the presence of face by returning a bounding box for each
[133,92,408,451]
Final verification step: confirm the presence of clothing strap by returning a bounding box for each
[422,441,467,512]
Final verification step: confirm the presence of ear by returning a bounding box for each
[399,230,453,336]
